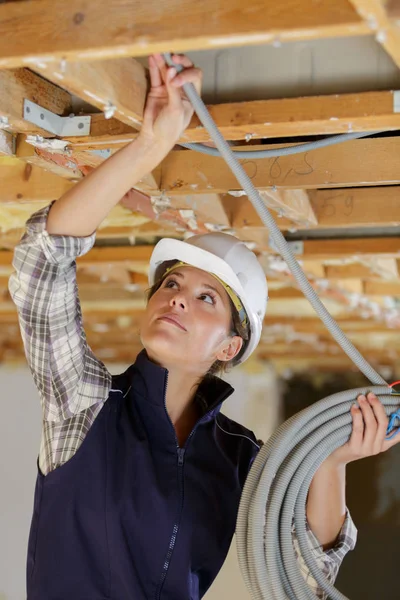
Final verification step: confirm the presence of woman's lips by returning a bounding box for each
[157,314,187,332]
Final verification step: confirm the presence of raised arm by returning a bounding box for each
[46,54,202,237]
[8,54,202,422]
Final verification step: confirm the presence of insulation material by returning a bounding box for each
[169,193,231,227]
[258,189,317,227]
[100,204,150,230]
[0,131,14,156]
[0,201,49,231]
[360,257,400,280]
[0,201,150,232]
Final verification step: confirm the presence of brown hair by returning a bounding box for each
[146,262,250,375]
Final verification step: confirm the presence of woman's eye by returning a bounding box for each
[199,293,215,305]
[165,279,178,288]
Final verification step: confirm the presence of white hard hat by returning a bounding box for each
[149,233,268,363]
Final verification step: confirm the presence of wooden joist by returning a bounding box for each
[0,68,72,135]
[228,186,400,229]
[0,158,73,204]
[296,238,400,260]
[53,89,400,145]
[364,279,400,296]
[349,0,400,68]
[160,138,400,193]
[185,91,400,143]
[31,58,147,131]
[61,90,400,147]
[1,236,399,269]
[0,0,369,69]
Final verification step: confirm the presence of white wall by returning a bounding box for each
[0,360,281,600]
[0,365,41,600]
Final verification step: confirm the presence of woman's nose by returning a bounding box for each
[170,293,187,310]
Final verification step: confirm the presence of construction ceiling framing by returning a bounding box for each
[1,0,400,374]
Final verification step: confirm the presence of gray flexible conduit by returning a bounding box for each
[164,53,396,600]
[182,131,377,159]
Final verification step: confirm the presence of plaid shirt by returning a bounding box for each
[9,201,357,598]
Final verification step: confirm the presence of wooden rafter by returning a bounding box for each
[31,58,148,131]
[0,68,72,135]
[62,90,400,147]
[228,186,400,229]
[0,0,369,69]
[159,137,400,193]
[27,68,400,143]
[184,91,400,143]
[0,158,73,204]
[349,0,400,68]
[1,236,399,270]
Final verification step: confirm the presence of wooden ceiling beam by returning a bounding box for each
[227,186,400,230]
[298,237,400,260]
[349,0,400,68]
[0,0,369,69]
[0,68,72,135]
[1,236,400,270]
[160,138,400,193]
[185,90,400,143]
[0,159,73,204]
[325,263,381,280]
[31,58,147,131]
[60,89,400,149]
[364,279,400,296]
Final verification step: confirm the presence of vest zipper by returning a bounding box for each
[155,372,183,600]
[156,374,218,599]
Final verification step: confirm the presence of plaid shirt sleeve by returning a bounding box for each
[292,509,358,599]
[8,201,112,474]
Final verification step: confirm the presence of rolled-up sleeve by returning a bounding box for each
[293,509,357,599]
[8,201,112,423]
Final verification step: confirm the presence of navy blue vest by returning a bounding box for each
[26,350,259,599]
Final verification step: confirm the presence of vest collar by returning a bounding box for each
[129,349,234,417]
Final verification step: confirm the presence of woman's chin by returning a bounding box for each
[141,333,182,362]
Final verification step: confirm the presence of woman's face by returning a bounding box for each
[140,266,243,373]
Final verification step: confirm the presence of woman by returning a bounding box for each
[9,54,398,600]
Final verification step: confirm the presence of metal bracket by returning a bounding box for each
[23,99,91,136]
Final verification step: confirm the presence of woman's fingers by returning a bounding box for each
[170,53,193,68]
[171,67,203,88]
[367,393,389,454]
[165,67,184,110]
[152,53,169,85]
[148,55,163,88]
[348,403,364,456]
[172,68,203,98]
[358,394,378,451]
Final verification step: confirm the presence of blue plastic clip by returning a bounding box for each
[385,409,400,440]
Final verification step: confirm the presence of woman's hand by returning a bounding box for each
[307,392,400,548]
[139,53,202,154]
[328,392,400,467]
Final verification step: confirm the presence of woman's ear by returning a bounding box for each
[216,336,243,363]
